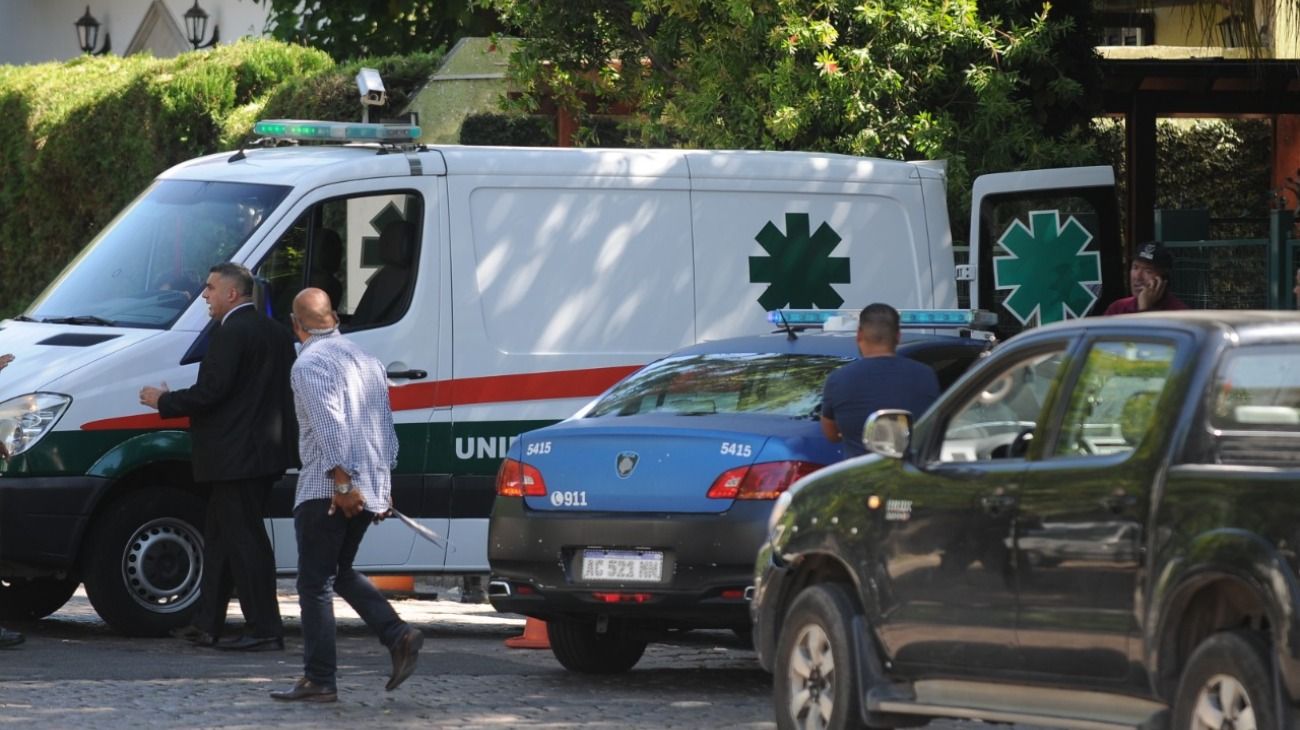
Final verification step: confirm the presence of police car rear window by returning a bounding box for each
[586,354,850,418]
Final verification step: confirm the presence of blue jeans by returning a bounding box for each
[294,499,408,686]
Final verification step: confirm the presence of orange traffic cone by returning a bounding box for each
[504,617,550,649]
[369,575,415,595]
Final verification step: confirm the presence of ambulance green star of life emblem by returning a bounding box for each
[993,210,1101,325]
[749,213,850,310]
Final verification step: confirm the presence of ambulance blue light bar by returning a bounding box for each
[253,119,421,143]
[766,309,997,330]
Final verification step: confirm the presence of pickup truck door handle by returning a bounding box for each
[1102,494,1138,514]
[386,369,428,380]
[980,494,1019,516]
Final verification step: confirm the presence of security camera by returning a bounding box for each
[356,68,387,107]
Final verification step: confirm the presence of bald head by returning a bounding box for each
[292,288,337,335]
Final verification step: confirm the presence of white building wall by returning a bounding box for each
[0,0,271,66]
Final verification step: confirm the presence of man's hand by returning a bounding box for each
[372,509,392,525]
[329,489,366,518]
[0,353,13,371]
[820,415,842,443]
[1137,276,1166,312]
[139,383,169,410]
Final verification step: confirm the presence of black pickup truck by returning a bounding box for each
[753,311,1300,730]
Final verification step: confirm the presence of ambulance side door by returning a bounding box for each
[249,176,444,571]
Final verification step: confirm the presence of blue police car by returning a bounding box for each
[487,311,990,673]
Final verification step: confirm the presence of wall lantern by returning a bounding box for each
[183,0,220,50]
[75,6,112,56]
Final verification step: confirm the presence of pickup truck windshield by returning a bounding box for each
[27,179,290,329]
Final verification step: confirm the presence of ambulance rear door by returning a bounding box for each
[968,166,1120,340]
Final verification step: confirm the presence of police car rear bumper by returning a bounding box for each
[0,475,108,573]
[488,499,771,628]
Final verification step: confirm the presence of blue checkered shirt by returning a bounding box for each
[290,331,398,511]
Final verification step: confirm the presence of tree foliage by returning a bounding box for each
[489,0,1105,216]
[250,0,501,61]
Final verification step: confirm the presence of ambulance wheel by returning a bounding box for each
[0,575,79,620]
[547,617,647,673]
[82,487,205,637]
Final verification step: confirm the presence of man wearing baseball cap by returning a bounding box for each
[1104,241,1188,315]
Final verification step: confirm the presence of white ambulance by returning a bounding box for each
[0,115,1119,635]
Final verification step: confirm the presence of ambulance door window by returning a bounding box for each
[331,192,422,332]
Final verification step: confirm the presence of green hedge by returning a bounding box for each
[1094,118,1273,238]
[459,112,554,146]
[0,40,440,319]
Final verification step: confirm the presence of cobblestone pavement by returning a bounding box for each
[0,581,1006,729]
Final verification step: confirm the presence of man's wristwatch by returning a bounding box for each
[334,481,353,495]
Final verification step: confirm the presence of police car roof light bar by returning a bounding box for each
[765,308,997,332]
[253,119,421,144]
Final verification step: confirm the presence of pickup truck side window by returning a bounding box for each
[938,348,1067,462]
[1051,340,1176,458]
[1206,344,1300,466]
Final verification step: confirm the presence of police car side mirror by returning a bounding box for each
[864,410,912,460]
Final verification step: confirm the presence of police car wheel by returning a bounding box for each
[547,618,647,673]
[0,575,79,621]
[81,487,205,637]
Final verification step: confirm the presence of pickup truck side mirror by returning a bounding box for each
[864,409,912,459]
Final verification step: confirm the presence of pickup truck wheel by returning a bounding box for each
[1172,630,1283,730]
[81,488,205,637]
[774,583,875,730]
[0,576,79,620]
[547,618,647,673]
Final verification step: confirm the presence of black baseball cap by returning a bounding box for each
[1135,241,1173,272]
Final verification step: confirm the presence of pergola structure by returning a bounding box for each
[1100,58,1300,246]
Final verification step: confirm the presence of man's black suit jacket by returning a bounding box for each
[159,304,298,483]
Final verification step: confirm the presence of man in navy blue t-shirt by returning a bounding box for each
[821,303,940,459]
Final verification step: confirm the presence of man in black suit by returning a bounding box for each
[140,262,297,651]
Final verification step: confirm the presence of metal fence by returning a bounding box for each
[1160,210,1298,311]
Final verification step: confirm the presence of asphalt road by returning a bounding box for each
[0,582,1006,729]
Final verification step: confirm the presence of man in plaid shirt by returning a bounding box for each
[270,288,423,703]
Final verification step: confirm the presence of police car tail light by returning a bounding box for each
[495,458,547,498]
[707,461,823,500]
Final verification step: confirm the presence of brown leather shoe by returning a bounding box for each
[270,677,337,703]
[169,625,217,647]
[386,627,424,691]
[0,627,24,649]
[217,634,284,652]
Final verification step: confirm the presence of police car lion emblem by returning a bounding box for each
[616,451,639,478]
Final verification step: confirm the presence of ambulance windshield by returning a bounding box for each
[27,179,290,329]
